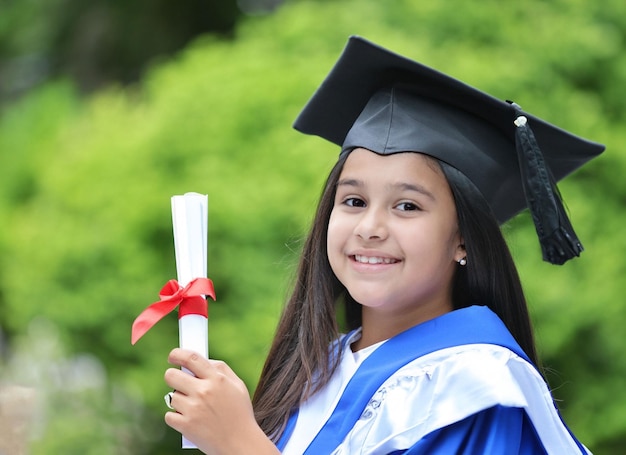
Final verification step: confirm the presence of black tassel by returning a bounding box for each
[512,110,583,265]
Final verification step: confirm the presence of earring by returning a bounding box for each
[458,257,467,266]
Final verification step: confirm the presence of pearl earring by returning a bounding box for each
[459,257,467,266]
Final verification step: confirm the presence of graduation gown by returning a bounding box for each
[277,305,590,454]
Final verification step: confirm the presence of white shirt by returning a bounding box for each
[281,329,386,454]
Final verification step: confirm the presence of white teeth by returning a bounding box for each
[354,255,397,264]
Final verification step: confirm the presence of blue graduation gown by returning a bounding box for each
[277,306,590,454]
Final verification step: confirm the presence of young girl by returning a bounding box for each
[163,36,604,454]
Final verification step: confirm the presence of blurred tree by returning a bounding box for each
[0,0,242,100]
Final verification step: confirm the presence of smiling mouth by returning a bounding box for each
[353,254,399,264]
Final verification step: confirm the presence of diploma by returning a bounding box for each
[171,192,209,361]
[171,192,209,449]
[131,192,215,450]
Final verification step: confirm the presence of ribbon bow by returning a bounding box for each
[131,277,216,345]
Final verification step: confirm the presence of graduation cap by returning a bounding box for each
[293,36,605,265]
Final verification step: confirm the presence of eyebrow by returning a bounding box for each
[336,178,436,200]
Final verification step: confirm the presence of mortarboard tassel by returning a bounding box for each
[511,107,583,265]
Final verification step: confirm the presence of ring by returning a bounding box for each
[164,391,175,410]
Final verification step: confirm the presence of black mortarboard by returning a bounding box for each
[293,36,605,265]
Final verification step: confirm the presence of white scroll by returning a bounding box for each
[171,192,208,449]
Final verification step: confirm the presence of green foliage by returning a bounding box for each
[0,0,242,98]
[1,0,625,452]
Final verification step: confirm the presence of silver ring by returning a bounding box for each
[164,391,175,410]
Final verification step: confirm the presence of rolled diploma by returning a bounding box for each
[171,192,208,449]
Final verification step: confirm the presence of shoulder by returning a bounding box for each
[448,344,552,409]
[419,343,545,405]
[336,344,555,454]
[370,343,545,423]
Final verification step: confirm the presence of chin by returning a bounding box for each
[347,292,392,309]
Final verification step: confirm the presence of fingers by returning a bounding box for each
[168,348,238,381]
[165,349,244,396]
[164,367,195,393]
[164,409,186,435]
[168,348,210,377]
[162,351,261,453]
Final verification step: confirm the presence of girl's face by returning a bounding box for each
[327,148,465,330]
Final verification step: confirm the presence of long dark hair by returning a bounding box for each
[252,153,539,441]
[438,161,538,364]
[252,154,348,440]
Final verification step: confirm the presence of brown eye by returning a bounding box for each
[344,197,366,208]
[396,202,420,211]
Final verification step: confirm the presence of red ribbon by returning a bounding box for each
[131,277,216,345]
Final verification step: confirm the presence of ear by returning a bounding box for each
[454,236,466,263]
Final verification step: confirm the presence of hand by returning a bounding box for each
[164,348,278,455]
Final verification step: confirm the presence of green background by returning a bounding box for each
[1,0,624,453]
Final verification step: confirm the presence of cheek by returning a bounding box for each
[326,213,340,256]
[406,224,457,262]
[326,211,344,245]
[326,212,348,266]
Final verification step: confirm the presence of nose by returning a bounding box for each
[354,207,388,241]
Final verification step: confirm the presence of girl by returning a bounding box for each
[163,36,604,454]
